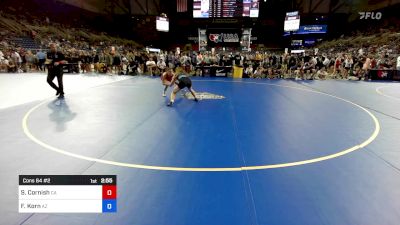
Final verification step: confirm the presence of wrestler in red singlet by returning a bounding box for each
[161,68,175,97]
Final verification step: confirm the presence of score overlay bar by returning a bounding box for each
[18,175,117,213]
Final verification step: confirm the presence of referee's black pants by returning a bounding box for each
[47,70,64,95]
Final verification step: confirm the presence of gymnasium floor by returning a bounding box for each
[1,73,400,225]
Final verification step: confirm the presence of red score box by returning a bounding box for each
[102,185,117,199]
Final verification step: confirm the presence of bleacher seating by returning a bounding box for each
[11,37,41,50]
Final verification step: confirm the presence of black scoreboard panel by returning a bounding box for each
[194,0,259,18]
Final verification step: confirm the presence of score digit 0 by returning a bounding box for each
[102,185,116,199]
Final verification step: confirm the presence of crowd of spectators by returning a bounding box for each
[2,40,399,81]
[1,11,400,80]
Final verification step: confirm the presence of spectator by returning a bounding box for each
[24,50,36,72]
[363,55,372,80]
[397,55,400,70]
[244,64,253,78]
[11,50,22,73]
[315,67,328,80]
[36,49,46,71]
[343,54,353,79]
[112,50,122,75]
[146,56,156,76]
[157,58,166,74]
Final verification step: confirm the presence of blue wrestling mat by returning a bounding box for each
[1,76,400,225]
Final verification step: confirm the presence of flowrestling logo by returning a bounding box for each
[359,12,382,20]
[184,92,225,100]
[209,33,239,43]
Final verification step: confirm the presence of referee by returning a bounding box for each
[46,43,67,98]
